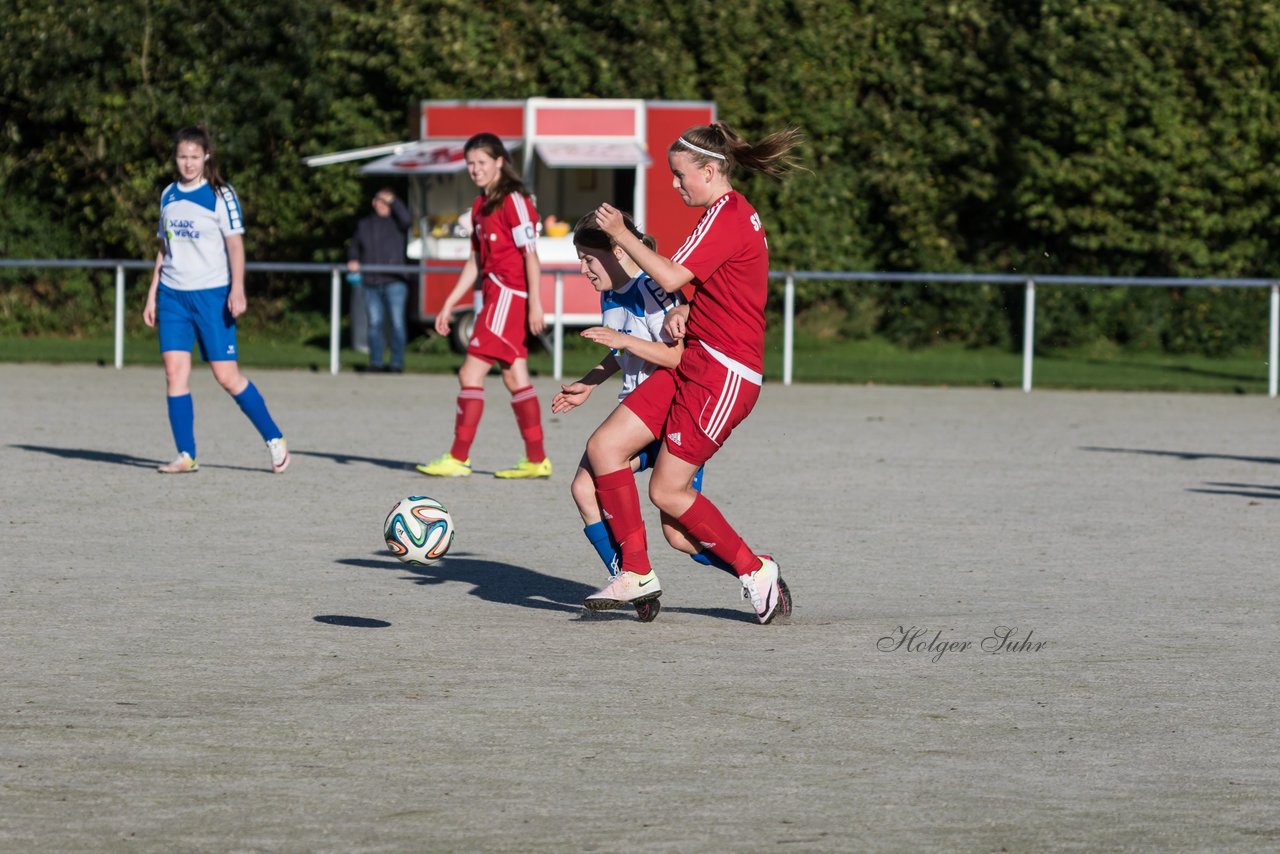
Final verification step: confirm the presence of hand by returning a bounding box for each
[346,260,360,272]
[434,310,452,337]
[592,203,626,239]
[142,299,157,328]
[580,325,625,351]
[528,305,546,336]
[663,304,690,341]
[227,289,247,319]
[552,382,592,414]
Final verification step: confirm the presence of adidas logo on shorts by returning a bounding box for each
[667,432,682,446]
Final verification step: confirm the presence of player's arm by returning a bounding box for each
[594,203,693,294]
[435,253,479,336]
[524,248,545,336]
[663,304,691,341]
[143,251,164,327]
[582,325,684,370]
[620,334,684,370]
[551,355,620,414]
[225,233,247,318]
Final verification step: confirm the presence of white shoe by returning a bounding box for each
[267,437,290,473]
[741,556,791,624]
[158,452,198,474]
[584,570,662,611]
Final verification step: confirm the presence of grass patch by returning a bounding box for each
[1,329,1270,394]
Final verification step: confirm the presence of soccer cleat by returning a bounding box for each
[494,456,552,479]
[416,453,472,477]
[157,452,198,474]
[267,437,290,474]
[740,556,791,624]
[583,570,662,611]
[634,598,662,622]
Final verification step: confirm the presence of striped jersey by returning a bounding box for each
[671,190,769,374]
[156,179,244,291]
[471,192,539,292]
[601,272,682,401]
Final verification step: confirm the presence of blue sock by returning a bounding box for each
[691,550,738,576]
[233,381,282,441]
[583,521,621,577]
[167,393,196,458]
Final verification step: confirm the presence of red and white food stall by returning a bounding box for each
[310,97,716,349]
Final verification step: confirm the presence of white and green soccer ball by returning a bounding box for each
[383,496,455,564]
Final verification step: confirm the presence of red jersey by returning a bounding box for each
[471,192,539,293]
[670,191,769,375]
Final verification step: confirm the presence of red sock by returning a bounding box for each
[450,386,484,460]
[510,385,546,463]
[594,468,650,573]
[677,493,759,576]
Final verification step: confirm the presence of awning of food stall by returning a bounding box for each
[357,139,522,175]
[533,140,650,168]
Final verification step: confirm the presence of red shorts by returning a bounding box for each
[622,344,761,466]
[468,274,529,364]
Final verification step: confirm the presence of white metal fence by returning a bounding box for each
[3,259,1278,396]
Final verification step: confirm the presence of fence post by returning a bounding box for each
[1022,279,1036,393]
[115,263,126,371]
[783,274,795,387]
[329,267,341,375]
[553,272,564,381]
[1271,283,1278,399]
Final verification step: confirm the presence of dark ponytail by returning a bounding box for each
[572,210,657,253]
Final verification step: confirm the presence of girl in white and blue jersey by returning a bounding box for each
[552,213,734,590]
[142,126,289,474]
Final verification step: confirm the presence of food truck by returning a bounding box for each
[308,97,716,349]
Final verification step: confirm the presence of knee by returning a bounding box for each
[647,478,677,515]
[214,369,245,394]
[570,471,595,511]
[584,433,609,468]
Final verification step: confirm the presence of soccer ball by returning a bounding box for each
[383,496,455,564]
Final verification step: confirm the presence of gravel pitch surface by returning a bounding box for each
[3,363,1278,852]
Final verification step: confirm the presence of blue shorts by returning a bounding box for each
[157,284,238,361]
[636,439,705,492]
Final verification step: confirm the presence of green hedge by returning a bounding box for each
[3,0,1278,352]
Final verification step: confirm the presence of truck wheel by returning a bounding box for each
[448,310,475,355]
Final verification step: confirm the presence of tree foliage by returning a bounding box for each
[3,0,1278,351]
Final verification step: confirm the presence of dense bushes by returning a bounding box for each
[2,0,1278,351]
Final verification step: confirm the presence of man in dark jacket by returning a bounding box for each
[347,188,412,372]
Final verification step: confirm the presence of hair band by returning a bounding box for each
[677,137,727,161]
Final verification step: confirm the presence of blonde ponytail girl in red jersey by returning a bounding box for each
[582,121,804,624]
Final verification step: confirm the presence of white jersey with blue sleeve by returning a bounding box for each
[600,272,682,402]
[156,180,245,291]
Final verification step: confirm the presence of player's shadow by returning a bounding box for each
[340,553,593,613]
[1186,482,1280,500]
[1080,446,1280,466]
[292,449,411,471]
[8,443,262,473]
[293,449,505,476]
[339,554,758,622]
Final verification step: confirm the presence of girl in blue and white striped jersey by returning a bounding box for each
[142,126,289,474]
